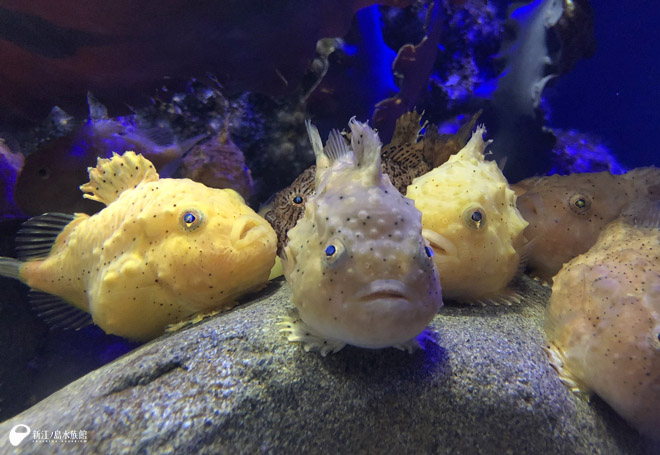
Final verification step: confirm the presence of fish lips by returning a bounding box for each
[230,214,269,248]
[353,280,413,305]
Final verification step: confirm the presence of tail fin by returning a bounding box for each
[0,257,21,280]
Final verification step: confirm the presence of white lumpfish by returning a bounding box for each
[281,118,442,355]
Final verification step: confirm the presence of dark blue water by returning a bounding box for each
[548,0,660,169]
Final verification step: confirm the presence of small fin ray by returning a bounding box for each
[0,257,21,279]
[305,120,324,160]
[324,129,350,162]
[29,290,92,330]
[15,213,75,260]
[80,151,159,205]
[348,117,381,168]
[278,312,346,356]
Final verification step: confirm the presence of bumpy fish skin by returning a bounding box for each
[406,126,528,304]
[16,152,277,340]
[513,167,660,282]
[281,118,442,354]
[263,110,479,258]
[544,218,660,439]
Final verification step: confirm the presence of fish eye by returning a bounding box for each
[291,194,305,206]
[323,239,346,267]
[568,193,592,215]
[37,167,50,179]
[180,209,204,231]
[462,205,487,229]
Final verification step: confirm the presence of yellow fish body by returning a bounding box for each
[280,118,442,355]
[544,217,660,439]
[406,126,528,304]
[0,152,277,340]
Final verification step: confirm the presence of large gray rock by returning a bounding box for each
[1,276,657,454]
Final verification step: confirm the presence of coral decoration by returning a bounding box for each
[372,0,443,143]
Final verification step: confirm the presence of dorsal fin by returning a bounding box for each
[80,151,159,205]
[390,110,424,145]
[15,213,76,260]
[306,120,332,184]
[348,117,381,168]
[305,120,324,161]
[323,129,350,162]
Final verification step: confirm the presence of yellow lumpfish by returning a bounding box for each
[280,118,442,355]
[0,152,277,340]
[544,217,660,439]
[406,126,528,304]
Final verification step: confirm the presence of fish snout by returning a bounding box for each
[230,214,269,248]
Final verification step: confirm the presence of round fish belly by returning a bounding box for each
[545,220,660,438]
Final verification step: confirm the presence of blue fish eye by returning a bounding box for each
[425,246,434,258]
[181,209,204,231]
[463,206,487,229]
[325,245,336,257]
[292,195,304,205]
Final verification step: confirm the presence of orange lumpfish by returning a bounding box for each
[513,167,660,282]
[544,217,660,439]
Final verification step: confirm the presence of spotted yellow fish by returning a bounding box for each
[406,126,528,304]
[280,118,442,355]
[0,151,277,340]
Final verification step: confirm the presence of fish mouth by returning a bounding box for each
[354,280,411,302]
[230,215,267,247]
[422,228,457,263]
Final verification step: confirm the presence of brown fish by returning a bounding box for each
[513,167,660,282]
[180,127,254,201]
[263,111,480,256]
[15,100,202,216]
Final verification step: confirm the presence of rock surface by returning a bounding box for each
[1,276,657,454]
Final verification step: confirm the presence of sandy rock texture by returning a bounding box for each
[0,276,657,455]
